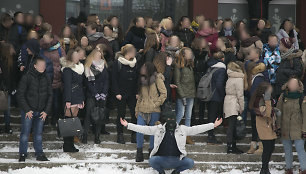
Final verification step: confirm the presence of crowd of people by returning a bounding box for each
[0,11,305,174]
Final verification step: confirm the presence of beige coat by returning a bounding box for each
[256,99,277,140]
[135,73,167,115]
[223,62,245,118]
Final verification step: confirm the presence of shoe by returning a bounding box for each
[227,142,243,154]
[186,136,195,145]
[254,142,263,155]
[29,133,33,142]
[94,134,101,144]
[260,168,271,174]
[117,133,125,144]
[101,124,110,135]
[63,137,79,153]
[207,135,222,145]
[131,132,136,143]
[136,148,144,162]
[82,133,88,144]
[285,169,293,174]
[300,170,306,174]
[247,141,257,154]
[19,154,26,162]
[4,125,13,134]
[36,154,49,161]
[171,170,180,174]
[159,171,165,174]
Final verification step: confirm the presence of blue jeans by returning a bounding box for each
[149,156,194,172]
[176,98,194,127]
[282,139,306,170]
[19,111,45,156]
[136,113,160,149]
[3,95,11,126]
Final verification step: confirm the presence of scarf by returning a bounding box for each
[60,57,84,75]
[102,34,115,42]
[63,38,70,44]
[284,91,303,99]
[281,47,295,60]
[87,32,103,42]
[118,56,137,68]
[85,60,105,81]
[49,42,61,51]
[223,27,233,36]
[161,27,173,37]
[197,28,217,37]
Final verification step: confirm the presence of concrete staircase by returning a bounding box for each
[0,108,300,173]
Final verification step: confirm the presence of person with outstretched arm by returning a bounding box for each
[120,108,223,174]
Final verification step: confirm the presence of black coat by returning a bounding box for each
[8,23,27,54]
[0,57,17,93]
[223,49,237,66]
[86,68,109,98]
[193,49,209,86]
[123,26,146,51]
[0,24,9,42]
[173,28,195,48]
[112,59,138,98]
[109,39,120,54]
[17,67,53,114]
[144,48,158,63]
[207,58,226,102]
[62,67,85,105]
[275,50,304,97]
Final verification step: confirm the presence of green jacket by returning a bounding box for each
[174,66,196,99]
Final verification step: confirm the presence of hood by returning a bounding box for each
[281,49,303,60]
[227,61,243,73]
[25,39,40,56]
[130,26,146,38]
[40,36,60,50]
[211,62,226,69]
[207,58,219,67]
[227,69,244,78]
[145,27,156,35]
[251,62,266,75]
[87,32,104,42]
[241,36,260,48]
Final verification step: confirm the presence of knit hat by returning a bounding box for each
[280,38,293,49]
[25,39,40,55]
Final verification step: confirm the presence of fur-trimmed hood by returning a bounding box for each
[281,49,303,60]
[250,62,266,75]
[145,27,157,35]
[60,57,84,75]
[227,62,244,78]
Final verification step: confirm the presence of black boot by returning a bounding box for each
[207,135,221,145]
[227,142,243,154]
[136,148,144,162]
[117,133,125,144]
[232,142,244,154]
[94,133,101,144]
[260,168,271,174]
[131,132,136,143]
[63,137,79,152]
[36,153,49,161]
[101,124,110,135]
[19,154,26,162]
[4,124,13,134]
[171,170,180,174]
[82,133,88,144]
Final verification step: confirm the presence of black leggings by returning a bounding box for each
[226,116,237,143]
[251,111,259,141]
[116,95,137,134]
[207,101,223,136]
[261,139,275,169]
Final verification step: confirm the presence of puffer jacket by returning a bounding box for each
[275,49,304,97]
[17,67,53,115]
[127,122,214,160]
[135,73,167,115]
[40,37,66,89]
[276,83,306,140]
[224,62,245,118]
[174,65,196,99]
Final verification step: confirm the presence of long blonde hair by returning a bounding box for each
[85,44,107,68]
[160,17,172,30]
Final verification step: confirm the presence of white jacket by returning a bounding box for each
[127,122,214,160]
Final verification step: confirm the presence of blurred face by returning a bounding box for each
[268,36,278,49]
[78,49,86,60]
[25,15,34,25]
[155,24,162,33]
[169,36,180,47]
[257,20,265,30]
[95,16,100,25]
[287,78,299,91]
[279,42,287,53]
[63,27,71,38]
[196,16,205,24]
[181,18,191,29]
[15,13,24,24]
[94,51,102,61]
[3,18,13,28]
[238,22,246,31]
[165,20,173,30]
[201,20,211,30]
[127,47,137,59]
[71,51,79,64]
[86,25,95,35]
[284,21,293,32]
[146,18,153,27]
[110,17,118,27]
[216,38,225,49]
[223,21,233,30]
[26,48,33,55]
[103,26,113,37]
[35,15,43,26]
[34,60,46,73]
[184,49,193,60]
[248,49,259,60]
[43,35,53,44]
[136,17,145,28]
[240,30,249,40]
[81,36,88,47]
[199,39,208,49]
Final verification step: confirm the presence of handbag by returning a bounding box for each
[0,90,8,111]
[90,100,106,123]
[58,108,83,137]
[236,115,246,140]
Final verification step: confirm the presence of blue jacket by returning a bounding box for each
[206,58,226,102]
[262,44,281,84]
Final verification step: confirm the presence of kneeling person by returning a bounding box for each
[120,109,222,174]
[17,57,53,162]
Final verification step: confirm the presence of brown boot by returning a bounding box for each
[285,169,293,174]
[254,142,263,155]
[186,136,195,145]
[247,141,257,154]
[74,136,81,144]
[300,170,306,174]
[29,133,33,142]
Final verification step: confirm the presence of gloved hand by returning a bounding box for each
[182,98,187,106]
[302,132,306,139]
[100,93,107,100]
[263,90,272,101]
[95,93,100,100]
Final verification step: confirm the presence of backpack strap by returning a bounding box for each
[57,48,62,57]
